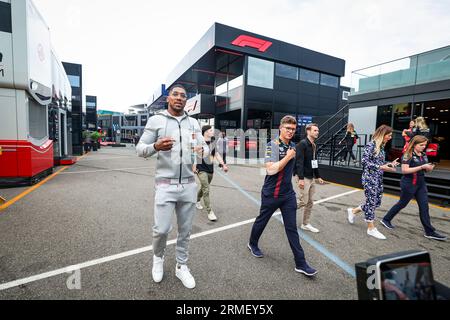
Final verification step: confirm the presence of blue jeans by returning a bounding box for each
[249,193,308,268]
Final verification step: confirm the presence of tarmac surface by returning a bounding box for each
[0,145,449,300]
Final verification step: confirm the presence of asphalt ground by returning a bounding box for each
[0,145,449,300]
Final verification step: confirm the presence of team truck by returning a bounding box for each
[0,0,72,186]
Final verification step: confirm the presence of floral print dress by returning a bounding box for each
[361,141,386,222]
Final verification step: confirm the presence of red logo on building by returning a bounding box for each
[231,35,273,52]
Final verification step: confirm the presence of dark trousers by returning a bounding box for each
[383,178,435,235]
[83,143,92,152]
[249,193,307,268]
[341,145,356,163]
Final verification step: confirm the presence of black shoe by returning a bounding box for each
[424,232,447,241]
[381,219,395,230]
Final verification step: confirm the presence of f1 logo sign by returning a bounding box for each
[231,35,273,52]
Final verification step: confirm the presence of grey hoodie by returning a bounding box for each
[136,110,207,182]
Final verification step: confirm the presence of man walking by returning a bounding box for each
[136,84,207,289]
[248,116,317,277]
[216,131,228,168]
[295,123,325,233]
[194,125,229,222]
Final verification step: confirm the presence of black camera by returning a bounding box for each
[355,250,450,300]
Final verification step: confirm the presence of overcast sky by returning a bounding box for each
[33,0,450,112]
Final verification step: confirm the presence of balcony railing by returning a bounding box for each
[351,45,450,95]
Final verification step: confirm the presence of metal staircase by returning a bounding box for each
[316,104,350,163]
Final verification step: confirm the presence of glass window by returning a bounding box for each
[393,103,412,131]
[320,74,339,88]
[215,82,228,96]
[216,75,243,96]
[342,91,350,100]
[273,112,291,126]
[140,115,148,127]
[123,115,137,126]
[299,69,320,84]
[376,105,393,128]
[228,75,243,91]
[28,99,47,140]
[247,57,274,89]
[275,63,298,80]
[68,75,80,88]
[416,46,450,84]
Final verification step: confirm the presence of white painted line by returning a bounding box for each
[272,190,360,216]
[60,167,152,175]
[78,156,139,162]
[0,189,360,291]
[314,189,361,205]
[0,245,156,291]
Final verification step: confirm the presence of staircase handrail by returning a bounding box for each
[318,103,349,131]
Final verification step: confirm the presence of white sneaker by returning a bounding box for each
[175,264,196,289]
[301,224,320,233]
[152,255,164,283]
[207,211,218,221]
[347,208,355,224]
[196,202,204,210]
[367,228,387,240]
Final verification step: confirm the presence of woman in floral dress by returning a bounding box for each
[347,125,399,240]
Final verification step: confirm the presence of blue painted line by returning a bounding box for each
[217,171,261,207]
[217,171,356,278]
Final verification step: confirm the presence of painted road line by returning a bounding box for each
[217,171,358,278]
[0,167,69,212]
[0,186,358,290]
[76,152,90,162]
[78,156,139,162]
[60,167,152,175]
[328,181,450,214]
[273,214,356,277]
[315,189,361,205]
[0,244,156,291]
[0,218,265,291]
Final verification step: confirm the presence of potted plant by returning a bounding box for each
[82,130,90,140]
[90,132,101,151]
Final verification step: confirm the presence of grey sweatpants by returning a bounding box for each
[153,182,197,265]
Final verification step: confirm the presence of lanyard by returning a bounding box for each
[310,140,316,161]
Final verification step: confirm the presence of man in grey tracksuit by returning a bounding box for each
[136,84,207,289]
